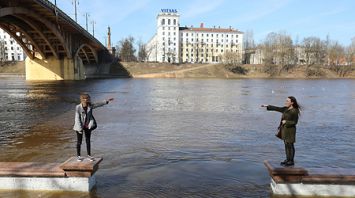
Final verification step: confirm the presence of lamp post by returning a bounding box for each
[91,20,96,37]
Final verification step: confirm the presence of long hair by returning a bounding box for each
[80,93,92,106]
[288,96,301,115]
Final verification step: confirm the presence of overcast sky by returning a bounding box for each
[53,0,355,47]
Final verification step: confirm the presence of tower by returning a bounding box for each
[156,9,180,63]
[107,26,112,54]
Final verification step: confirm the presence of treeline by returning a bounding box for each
[244,31,355,77]
[114,36,147,62]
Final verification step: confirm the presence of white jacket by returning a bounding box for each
[73,100,108,131]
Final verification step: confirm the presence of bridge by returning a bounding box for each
[0,0,121,80]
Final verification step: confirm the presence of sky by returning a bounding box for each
[53,0,355,47]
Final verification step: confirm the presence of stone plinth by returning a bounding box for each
[0,157,102,192]
[264,160,355,197]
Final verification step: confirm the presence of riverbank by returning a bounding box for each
[0,61,25,74]
[1,61,354,79]
[122,62,355,79]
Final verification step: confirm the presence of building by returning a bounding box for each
[0,28,25,62]
[147,9,243,64]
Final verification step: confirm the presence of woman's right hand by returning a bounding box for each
[261,104,268,107]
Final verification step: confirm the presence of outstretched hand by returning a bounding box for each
[261,104,268,107]
[107,98,114,102]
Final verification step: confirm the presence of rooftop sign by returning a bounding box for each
[161,9,177,13]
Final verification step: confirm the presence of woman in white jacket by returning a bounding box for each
[73,93,113,161]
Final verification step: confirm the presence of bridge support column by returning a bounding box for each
[25,57,85,80]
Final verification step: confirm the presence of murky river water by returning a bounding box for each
[0,77,354,198]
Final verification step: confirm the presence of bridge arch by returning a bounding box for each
[75,44,98,64]
[0,7,71,59]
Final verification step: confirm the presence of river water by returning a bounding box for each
[0,77,354,198]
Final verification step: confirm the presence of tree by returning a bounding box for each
[0,39,5,64]
[222,51,242,65]
[302,37,326,65]
[261,31,296,75]
[116,36,136,62]
[137,40,147,62]
[243,30,256,64]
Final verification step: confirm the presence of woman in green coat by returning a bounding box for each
[262,96,301,166]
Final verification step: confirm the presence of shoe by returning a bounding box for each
[87,155,95,161]
[284,161,294,167]
[77,156,83,161]
[280,160,288,166]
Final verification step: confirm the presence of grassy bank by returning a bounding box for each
[122,62,355,79]
[0,61,25,74]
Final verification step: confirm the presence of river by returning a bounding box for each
[0,77,354,197]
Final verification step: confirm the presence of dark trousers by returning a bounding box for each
[76,129,92,156]
[284,142,295,162]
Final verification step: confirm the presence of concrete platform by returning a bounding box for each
[0,157,102,192]
[264,160,355,197]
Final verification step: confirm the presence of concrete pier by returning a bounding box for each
[0,157,102,192]
[264,160,355,197]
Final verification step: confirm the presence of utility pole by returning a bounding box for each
[91,20,96,37]
[72,0,79,22]
[83,12,90,31]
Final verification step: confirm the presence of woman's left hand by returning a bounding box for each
[282,120,286,124]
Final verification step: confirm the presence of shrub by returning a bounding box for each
[225,64,248,75]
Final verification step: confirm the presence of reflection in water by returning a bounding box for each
[0,78,354,197]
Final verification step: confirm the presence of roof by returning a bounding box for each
[179,27,243,34]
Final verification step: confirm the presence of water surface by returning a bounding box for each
[0,77,354,197]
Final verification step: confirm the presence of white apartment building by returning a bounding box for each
[0,28,25,62]
[147,9,243,64]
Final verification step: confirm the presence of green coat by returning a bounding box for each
[267,105,299,143]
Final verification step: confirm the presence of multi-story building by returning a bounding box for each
[0,28,25,62]
[146,9,180,63]
[147,9,243,64]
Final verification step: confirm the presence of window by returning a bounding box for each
[168,19,171,25]
[162,27,165,30]
[168,27,170,30]
[161,19,165,25]
[186,33,188,36]
[207,34,209,37]
[173,19,176,25]
[162,32,165,35]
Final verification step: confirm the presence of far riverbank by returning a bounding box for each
[1,61,354,79]
[122,62,355,79]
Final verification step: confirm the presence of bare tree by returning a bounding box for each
[137,40,147,62]
[0,39,5,64]
[302,37,326,65]
[243,30,256,64]
[222,51,242,65]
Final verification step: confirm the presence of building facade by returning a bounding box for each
[147,10,243,64]
[0,28,25,62]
